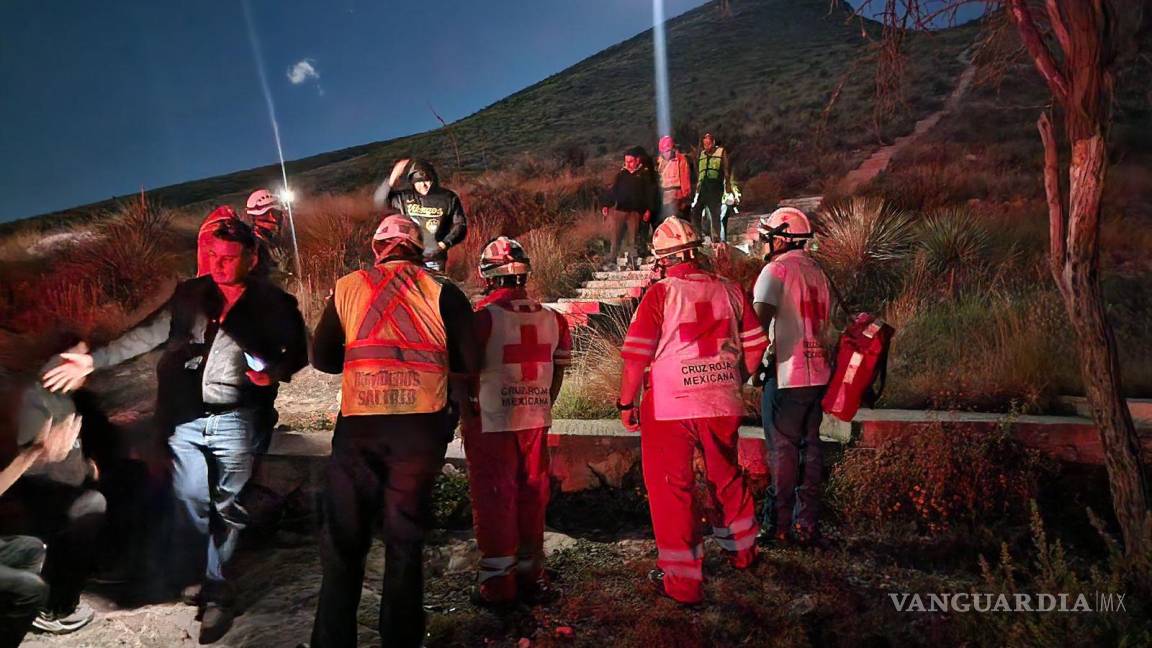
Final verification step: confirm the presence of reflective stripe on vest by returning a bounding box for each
[697,147,724,184]
[334,261,448,416]
[478,301,559,432]
[649,274,745,421]
[658,155,682,191]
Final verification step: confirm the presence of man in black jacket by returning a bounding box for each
[42,218,309,644]
[601,146,659,270]
[373,158,467,272]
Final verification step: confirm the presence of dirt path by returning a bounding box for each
[835,50,977,196]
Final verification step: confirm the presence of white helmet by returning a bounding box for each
[246,189,281,218]
[757,207,812,241]
[652,217,702,259]
[478,237,531,279]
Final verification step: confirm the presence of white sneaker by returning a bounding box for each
[32,603,94,634]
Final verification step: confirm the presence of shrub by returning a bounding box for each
[55,195,178,308]
[811,198,917,312]
[831,420,1056,536]
[970,503,1152,645]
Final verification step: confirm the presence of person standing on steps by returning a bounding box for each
[691,132,732,244]
[617,217,766,606]
[307,214,478,648]
[41,218,309,644]
[373,158,468,272]
[601,146,658,270]
[656,136,692,227]
[752,208,832,547]
[463,237,571,606]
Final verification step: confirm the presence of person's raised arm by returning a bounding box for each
[41,301,172,393]
[0,414,82,496]
[373,158,411,208]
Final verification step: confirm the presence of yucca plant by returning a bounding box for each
[918,206,992,295]
[811,197,916,313]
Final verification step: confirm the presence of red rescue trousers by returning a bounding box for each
[462,422,551,603]
[640,395,758,604]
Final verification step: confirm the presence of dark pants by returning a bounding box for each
[766,385,825,535]
[0,479,106,615]
[0,536,47,648]
[310,413,450,648]
[691,184,724,241]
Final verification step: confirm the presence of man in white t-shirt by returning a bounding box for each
[751,208,832,545]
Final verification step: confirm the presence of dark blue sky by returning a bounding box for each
[0,1,982,222]
[0,0,710,221]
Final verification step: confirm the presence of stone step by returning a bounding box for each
[582,279,650,290]
[554,296,636,306]
[573,287,644,300]
[592,270,652,281]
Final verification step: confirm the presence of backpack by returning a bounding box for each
[821,312,894,422]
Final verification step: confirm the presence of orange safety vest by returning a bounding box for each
[334,260,449,416]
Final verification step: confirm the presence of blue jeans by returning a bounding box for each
[168,409,255,592]
[759,375,778,532]
[763,381,826,536]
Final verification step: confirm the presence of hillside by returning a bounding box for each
[5,0,975,233]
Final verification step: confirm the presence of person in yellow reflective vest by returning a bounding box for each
[691,132,732,244]
[306,213,478,648]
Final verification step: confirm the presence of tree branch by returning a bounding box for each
[1008,0,1070,102]
[1045,0,1073,55]
[1037,111,1066,286]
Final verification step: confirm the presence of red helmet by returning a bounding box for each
[478,237,531,279]
[202,205,238,231]
[371,215,423,260]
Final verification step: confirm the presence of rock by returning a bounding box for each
[543,531,578,555]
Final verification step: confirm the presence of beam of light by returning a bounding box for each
[241,0,303,282]
[652,0,672,140]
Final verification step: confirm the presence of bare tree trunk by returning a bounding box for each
[1024,0,1152,557]
[1040,120,1152,556]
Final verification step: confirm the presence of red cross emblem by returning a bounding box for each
[798,286,826,323]
[677,302,728,357]
[503,324,552,380]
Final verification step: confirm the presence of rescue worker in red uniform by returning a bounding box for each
[463,237,572,605]
[618,217,768,605]
[307,214,477,647]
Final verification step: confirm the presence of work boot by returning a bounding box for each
[647,569,701,607]
[198,603,235,644]
[181,583,203,606]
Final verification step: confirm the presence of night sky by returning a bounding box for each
[0,1,982,222]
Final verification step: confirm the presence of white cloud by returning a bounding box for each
[287,59,319,85]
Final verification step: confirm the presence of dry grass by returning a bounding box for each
[0,196,182,374]
[553,309,628,420]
